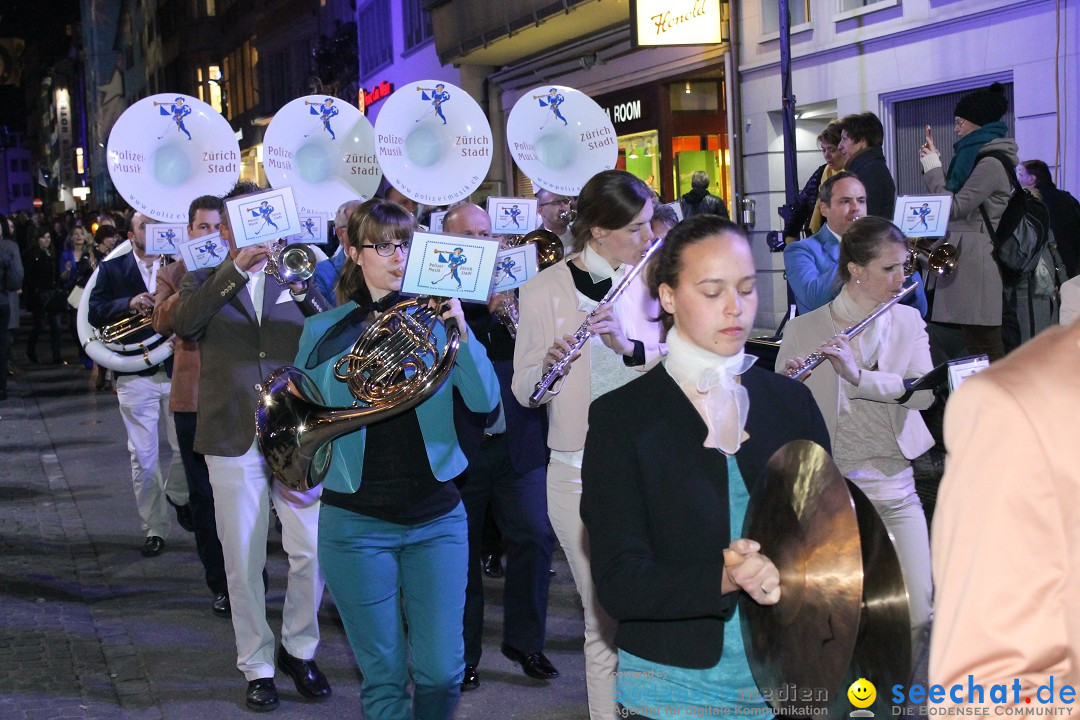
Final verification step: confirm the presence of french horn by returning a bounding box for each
[255,298,460,491]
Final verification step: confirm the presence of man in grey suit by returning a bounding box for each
[171,182,331,712]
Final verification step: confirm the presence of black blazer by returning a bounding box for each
[847,146,897,221]
[580,364,830,669]
[88,252,171,377]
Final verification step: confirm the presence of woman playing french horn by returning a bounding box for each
[293,198,499,720]
[511,169,665,720]
[776,215,935,656]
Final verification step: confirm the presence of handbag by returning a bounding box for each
[67,285,83,309]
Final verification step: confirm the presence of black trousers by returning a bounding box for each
[174,410,227,595]
[459,433,554,666]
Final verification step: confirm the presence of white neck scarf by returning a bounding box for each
[831,285,890,365]
[664,327,757,454]
[581,241,624,284]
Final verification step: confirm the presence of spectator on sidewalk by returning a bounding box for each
[0,218,23,401]
[679,171,730,220]
[779,122,844,244]
[1017,159,1080,278]
[838,112,896,220]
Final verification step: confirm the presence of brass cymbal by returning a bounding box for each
[843,480,912,716]
[739,440,912,717]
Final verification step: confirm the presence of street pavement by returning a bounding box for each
[0,329,591,720]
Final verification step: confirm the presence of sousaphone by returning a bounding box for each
[262,95,381,215]
[506,85,617,196]
[106,93,240,222]
[373,80,493,206]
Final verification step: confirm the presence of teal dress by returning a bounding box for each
[615,455,772,717]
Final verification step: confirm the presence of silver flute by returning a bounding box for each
[528,237,664,407]
[786,281,918,381]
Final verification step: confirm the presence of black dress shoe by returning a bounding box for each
[246,678,279,712]
[211,592,231,618]
[276,645,331,700]
[140,536,165,557]
[482,553,504,578]
[167,497,195,533]
[460,664,479,691]
[501,644,559,680]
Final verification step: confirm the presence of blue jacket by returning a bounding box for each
[88,252,173,377]
[784,223,928,317]
[294,300,500,494]
[312,251,347,305]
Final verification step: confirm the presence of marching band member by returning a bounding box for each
[312,198,365,304]
[88,212,191,557]
[580,215,829,718]
[776,216,935,654]
[294,198,499,720]
[443,203,558,691]
[150,194,229,617]
[512,169,664,720]
[171,182,331,712]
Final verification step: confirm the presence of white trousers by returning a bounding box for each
[870,490,934,657]
[547,458,617,720]
[115,372,186,538]
[206,440,324,681]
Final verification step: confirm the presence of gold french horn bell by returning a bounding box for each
[255,298,460,491]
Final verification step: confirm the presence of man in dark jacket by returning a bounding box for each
[679,171,730,219]
[1018,159,1080,278]
[0,224,24,400]
[838,112,896,220]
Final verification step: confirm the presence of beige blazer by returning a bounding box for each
[511,257,665,452]
[775,301,934,460]
[930,321,1080,709]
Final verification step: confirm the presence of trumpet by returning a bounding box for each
[528,237,663,407]
[99,311,154,343]
[786,282,918,381]
[493,229,565,339]
[263,239,318,286]
[905,239,958,277]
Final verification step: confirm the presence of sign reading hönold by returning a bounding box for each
[630,0,726,47]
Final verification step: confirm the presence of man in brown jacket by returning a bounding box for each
[152,194,229,617]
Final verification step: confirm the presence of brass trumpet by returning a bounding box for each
[905,239,958,277]
[99,311,154,343]
[256,298,460,491]
[493,229,565,338]
[264,239,318,286]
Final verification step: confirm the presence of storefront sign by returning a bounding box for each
[56,87,76,187]
[359,80,394,115]
[630,0,726,47]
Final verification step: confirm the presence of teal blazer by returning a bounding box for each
[294,301,500,494]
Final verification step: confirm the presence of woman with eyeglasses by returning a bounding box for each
[513,169,665,720]
[295,198,499,720]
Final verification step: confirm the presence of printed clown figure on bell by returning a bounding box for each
[306,97,339,140]
[154,96,193,140]
[417,83,451,124]
[534,87,568,127]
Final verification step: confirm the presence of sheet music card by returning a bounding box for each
[225,186,302,249]
[400,231,501,303]
[487,196,539,235]
[177,232,228,270]
[146,223,188,255]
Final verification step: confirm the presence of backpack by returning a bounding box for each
[978,151,1051,277]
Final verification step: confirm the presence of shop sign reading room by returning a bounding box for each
[631,0,725,46]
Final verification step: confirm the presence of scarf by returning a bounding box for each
[945,121,1008,192]
[581,241,624,284]
[663,327,756,454]
[808,165,841,234]
[305,291,402,369]
[830,285,890,368]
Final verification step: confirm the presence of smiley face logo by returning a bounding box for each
[848,678,877,708]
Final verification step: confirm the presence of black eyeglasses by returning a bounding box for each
[360,240,411,257]
[538,198,571,208]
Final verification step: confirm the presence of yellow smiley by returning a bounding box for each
[848,678,877,708]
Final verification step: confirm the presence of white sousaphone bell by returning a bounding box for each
[506,85,618,196]
[262,95,382,215]
[373,79,493,206]
[87,93,240,370]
